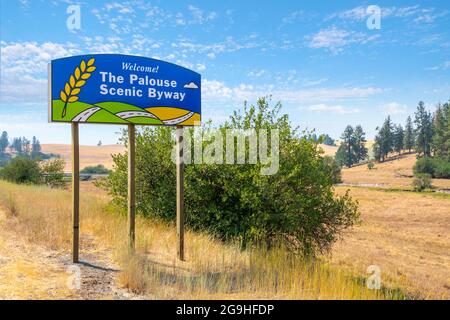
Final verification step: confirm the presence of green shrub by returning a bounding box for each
[0,157,41,184]
[433,158,450,178]
[322,155,342,183]
[41,158,66,188]
[413,157,435,175]
[104,98,360,256]
[367,161,375,170]
[412,173,433,191]
[414,156,450,178]
[80,164,111,174]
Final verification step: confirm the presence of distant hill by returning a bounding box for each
[41,144,125,173]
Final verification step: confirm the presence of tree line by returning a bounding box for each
[0,130,42,159]
[334,100,449,168]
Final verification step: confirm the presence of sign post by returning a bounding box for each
[128,124,136,251]
[176,125,185,261]
[49,54,201,262]
[71,122,80,263]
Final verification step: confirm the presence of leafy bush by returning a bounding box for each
[412,173,432,191]
[103,98,359,256]
[0,157,41,184]
[433,158,450,178]
[41,158,66,188]
[80,164,111,174]
[413,157,435,175]
[367,161,375,170]
[322,155,342,183]
[414,156,450,178]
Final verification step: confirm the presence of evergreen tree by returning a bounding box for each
[393,124,404,155]
[353,125,368,162]
[22,137,31,155]
[373,116,393,162]
[12,137,22,154]
[403,116,415,153]
[0,131,8,154]
[432,102,449,157]
[31,136,41,158]
[414,101,433,157]
[338,125,356,168]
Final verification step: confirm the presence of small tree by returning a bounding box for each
[41,159,66,188]
[412,173,432,192]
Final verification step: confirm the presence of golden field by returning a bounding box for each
[0,144,448,299]
[0,180,406,300]
[341,152,450,190]
[41,144,125,172]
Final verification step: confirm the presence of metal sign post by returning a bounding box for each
[127,124,136,251]
[71,122,80,263]
[176,126,185,261]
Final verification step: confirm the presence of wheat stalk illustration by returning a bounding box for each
[60,58,96,118]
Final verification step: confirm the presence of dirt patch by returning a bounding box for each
[0,210,139,300]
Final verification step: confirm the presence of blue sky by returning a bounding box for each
[1,0,449,145]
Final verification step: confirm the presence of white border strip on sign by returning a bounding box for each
[48,63,52,123]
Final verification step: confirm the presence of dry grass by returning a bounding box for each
[0,180,404,300]
[342,152,450,190]
[332,186,450,299]
[41,144,125,172]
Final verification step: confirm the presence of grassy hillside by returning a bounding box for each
[0,180,406,300]
[41,144,125,173]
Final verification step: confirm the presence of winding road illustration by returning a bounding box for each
[116,111,158,119]
[162,112,194,125]
[72,107,101,122]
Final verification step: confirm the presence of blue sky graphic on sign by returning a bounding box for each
[49,54,201,126]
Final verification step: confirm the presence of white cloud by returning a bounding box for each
[247,69,266,78]
[202,79,382,103]
[327,5,421,21]
[306,26,379,54]
[184,82,199,89]
[305,104,361,114]
[425,60,450,71]
[379,102,408,115]
[0,41,80,102]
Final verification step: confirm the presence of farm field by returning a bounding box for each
[341,152,450,190]
[41,144,125,172]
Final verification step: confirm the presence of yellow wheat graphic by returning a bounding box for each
[60,58,96,118]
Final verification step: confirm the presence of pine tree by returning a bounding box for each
[414,101,433,157]
[337,125,356,168]
[432,103,449,157]
[403,116,415,153]
[353,125,368,162]
[0,131,8,154]
[12,137,22,154]
[31,136,41,157]
[373,116,393,162]
[393,124,404,155]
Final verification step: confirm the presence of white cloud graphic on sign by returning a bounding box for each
[184,82,199,89]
